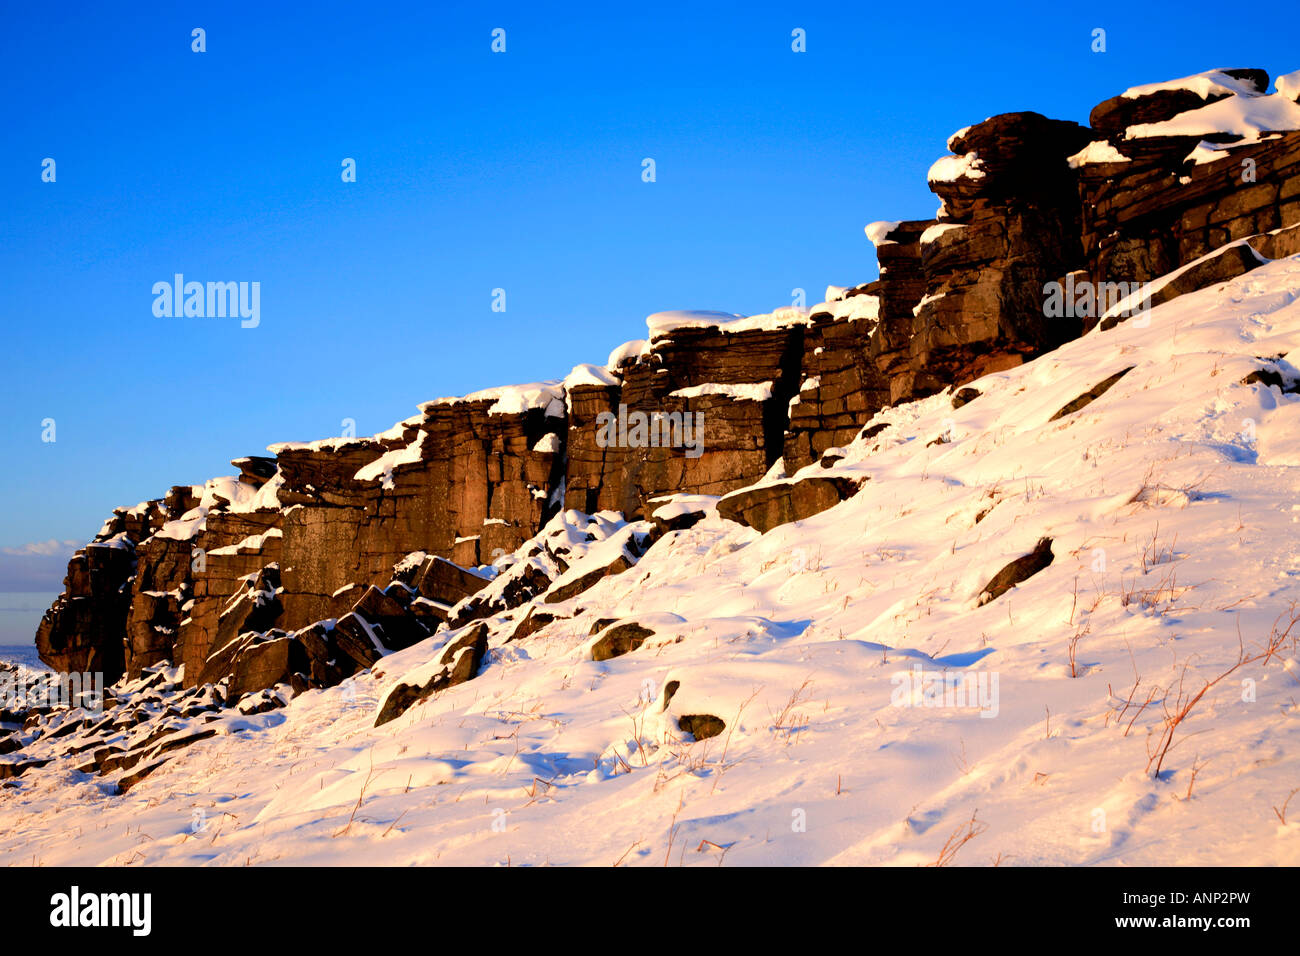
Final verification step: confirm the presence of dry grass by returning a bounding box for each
[926,810,988,867]
[1145,605,1299,777]
[1272,787,1300,826]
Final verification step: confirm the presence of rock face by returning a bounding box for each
[33,64,1300,703]
[36,540,135,682]
[567,320,805,518]
[784,298,891,471]
[1072,69,1300,308]
[273,392,565,636]
[902,113,1093,400]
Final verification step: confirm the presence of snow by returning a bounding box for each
[532,433,563,454]
[423,382,566,418]
[824,293,880,324]
[649,494,721,522]
[267,436,369,454]
[229,471,284,514]
[1126,89,1300,143]
[646,308,809,341]
[155,513,205,542]
[564,363,619,390]
[607,339,649,370]
[155,475,278,541]
[920,222,966,246]
[669,382,774,402]
[1067,140,1131,168]
[374,415,423,441]
[7,256,1300,867]
[864,220,902,246]
[1098,237,1268,323]
[927,151,985,183]
[1278,69,1300,102]
[208,528,283,557]
[912,290,946,316]
[646,310,745,337]
[1120,68,1263,102]
[354,431,427,486]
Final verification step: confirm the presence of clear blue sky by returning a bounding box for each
[1,0,1295,588]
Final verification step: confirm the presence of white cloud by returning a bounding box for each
[1,539,80,557]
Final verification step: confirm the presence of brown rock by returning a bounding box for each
[591,622,655,661]
[717,475,865,534]
[373,623,489,726]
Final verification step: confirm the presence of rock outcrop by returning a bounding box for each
[31,64,1300,715]
[1072,69,1300,314]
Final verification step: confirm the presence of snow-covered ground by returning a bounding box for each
[4,258,1300,866]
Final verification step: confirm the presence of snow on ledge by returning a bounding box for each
[354,431,427,485]
[864,220,902,247]
[1068,140,1132,168]
[607,339,650,370]
[564,363,619,390]
[1278,69,1300,102]
[648,493,720,522]
[920,222,966,246]
[1120,69,1263,102]
[927,151,986,183]
[669,382,774,402]
[1125,90,1300,143]
[646,308,808,341]
[421,381,566,418]
[532,432,563,454]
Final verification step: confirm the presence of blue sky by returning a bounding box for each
[1,0,1296,589]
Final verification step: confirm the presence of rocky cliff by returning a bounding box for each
[33,66,1300,712]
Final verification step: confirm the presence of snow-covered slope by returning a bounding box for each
[4,258,1300,866]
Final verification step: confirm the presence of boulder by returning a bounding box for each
[509,607,563,643]
[1089,69,1268,136]
[591,622,655,661]
[717,475,865,534]
[373,623,489,726]
[678,714,726,741]
[1049,368,1135,420]
[977,538,1055,606]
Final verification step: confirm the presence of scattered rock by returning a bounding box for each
[978,537,1055,605]
[0,758,49,779]
[678,714,726,741]
[1049,367,1135,420]
[373,623,489,726]
[591,622,655,661]
[1242,365,1299,393]
[509,607,564,643]
[717,475,865,533]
